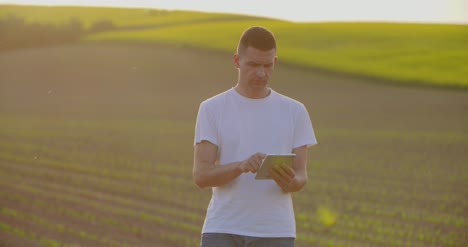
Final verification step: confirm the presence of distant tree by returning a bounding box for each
[0,14,85,50]
[144,9,169,16]
[89,19,115,33]
[61,16,84,41]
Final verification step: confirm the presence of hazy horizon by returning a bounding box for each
[0,0,467,24]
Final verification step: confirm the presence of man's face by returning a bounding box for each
[234,46,277,90]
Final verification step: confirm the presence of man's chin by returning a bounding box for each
[251,81,267,88]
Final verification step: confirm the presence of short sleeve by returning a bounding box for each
[293,104,317,149]
[194,101,218,146]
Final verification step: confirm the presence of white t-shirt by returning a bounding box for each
[194,88,317,238]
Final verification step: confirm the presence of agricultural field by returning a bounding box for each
[1,5,467,88]
[87,21,468,88]
[0,43,467,247]
[0,5,261,29]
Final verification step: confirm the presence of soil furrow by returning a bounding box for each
[0,159,208,214]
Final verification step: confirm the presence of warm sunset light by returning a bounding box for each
[0,0,466,24]
[1,1,467,246]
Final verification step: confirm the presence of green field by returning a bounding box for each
[1,4,467,88]
[0,42,467,247]
[1,115,465,247]
[0,5,260,29]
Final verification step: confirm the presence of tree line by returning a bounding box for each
[0,14,115,50]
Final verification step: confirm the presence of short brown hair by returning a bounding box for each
[237,26,276,54]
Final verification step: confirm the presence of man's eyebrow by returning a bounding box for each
[247,61,260,66]
[247,61,274,66]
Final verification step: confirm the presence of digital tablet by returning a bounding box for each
[255,154,296,180]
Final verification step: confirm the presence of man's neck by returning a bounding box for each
[234,85,270,99]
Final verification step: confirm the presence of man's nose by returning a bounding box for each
[256,68,266,77]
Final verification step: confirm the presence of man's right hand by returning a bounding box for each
[238,153,266,173]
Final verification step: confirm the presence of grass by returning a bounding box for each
[1,4,467,88]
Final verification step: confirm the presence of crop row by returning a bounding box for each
[0,191,198,246]
[301,173,464,209]
[0,186,200,233]
[1,207,132,247]
[1,152,464,234]
[2,163,465,247]
[0,181,201,246]
[296,186,465,227]
[0,221,71,247]
[0,138,190,175]
[0,164,206,221]
[3,152,463,233]
[1,141,462,213]
[298,210,464,247]
[0,151,196,196]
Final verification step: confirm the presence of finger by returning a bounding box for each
[254,158,264,172]
[273,165,293,183]
[269,169,282,183]
[249,159,260,172]
[248,161,258,173]
[273,164,288,177]
[280,165,295,177]
[269,169,289,190]
[250,153,266,168]
[256,152,267,159]
[270,167,288,183]
[252,156,262,167]
[255,154,265,165]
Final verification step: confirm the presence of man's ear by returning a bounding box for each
[274,56,278,64]
[233,53,240,68]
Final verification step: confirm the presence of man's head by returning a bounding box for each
[237,26,277,55]
[234,26,278,98]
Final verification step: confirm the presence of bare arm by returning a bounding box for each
[193,140,266,189]
[270,145,309,192]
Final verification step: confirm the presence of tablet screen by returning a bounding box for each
[255,154,296,180]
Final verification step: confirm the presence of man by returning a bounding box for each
[193,26,317,247]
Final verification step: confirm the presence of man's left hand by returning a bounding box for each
[269,164,296,192]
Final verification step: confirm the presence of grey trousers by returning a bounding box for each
[201,233,295,247]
